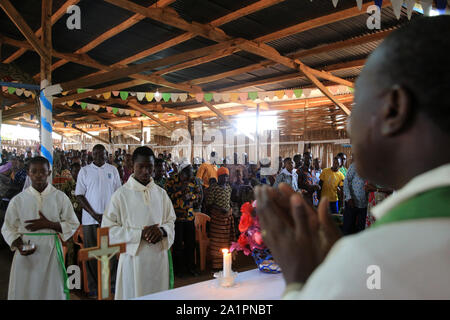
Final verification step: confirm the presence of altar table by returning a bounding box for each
[136,269,286,300]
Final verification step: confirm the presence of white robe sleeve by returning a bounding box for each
[159,191,176,251]
[1,197,21,250]
[102,191,142,256]
[58,193,80,241]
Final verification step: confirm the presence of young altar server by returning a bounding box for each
[1,156,80,300]
[102,147,176,300]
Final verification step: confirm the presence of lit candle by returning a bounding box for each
[222,248,232,278]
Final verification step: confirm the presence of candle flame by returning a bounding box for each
[222,248,229,254]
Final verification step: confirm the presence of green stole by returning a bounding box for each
[372,186,450,228]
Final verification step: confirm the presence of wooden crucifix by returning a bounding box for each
[79,227,126,300]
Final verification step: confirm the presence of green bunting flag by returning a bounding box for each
[294,89,303,98]
[112,107,119,115]
[7,87,16,94]
[204,93,213,102]
[120,91,129,100]
[81,102,87,109]
[77,88,85,94]
[248,92,258,101]
[162,93,171,102]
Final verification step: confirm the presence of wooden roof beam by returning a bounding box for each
[128,101,173,132]
[2,0,80,63]
[0,0,50,63]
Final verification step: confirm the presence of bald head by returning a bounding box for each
[351,16,450,189]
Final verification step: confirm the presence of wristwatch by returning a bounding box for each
[160,227,167,237]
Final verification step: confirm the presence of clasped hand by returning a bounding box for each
[255,183,342,285]
[24,211,54,232]
[141,224,163,244]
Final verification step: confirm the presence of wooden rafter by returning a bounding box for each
[128,102,173,132]
[2,0,80,63]
[0,0,50,63]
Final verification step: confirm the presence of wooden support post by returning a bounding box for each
[140,121,144,146]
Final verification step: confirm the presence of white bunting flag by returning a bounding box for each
[303,89,312,98]
[221,93,230,102]
[24,90,32,97]
[130,92,136,97]
[171,93,180,102]
[155,94,162,102]
[87,104,94,110]
[332,0,339,7]
[93,105,100,111]
[213,93,222,102]
[356,0,363,10]
[258,92,266,100]
[391,0,404,19]
[179,93,188,102]
[15,88,23,96]
[405,0,416,19]
[137,92,145,101]
[266,91,275,100]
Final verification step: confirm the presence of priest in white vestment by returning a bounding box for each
[102,147,176,300]
[1,157,80,300]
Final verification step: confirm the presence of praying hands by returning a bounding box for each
[255,183,342,285]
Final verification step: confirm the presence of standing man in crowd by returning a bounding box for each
[298,152,321,207]
[343,161,368,235]
[319,156,345,214]
[274,158,298,192]
[75,144,122,298]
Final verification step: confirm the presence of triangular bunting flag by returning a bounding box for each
[137,92,145,101]
[303,89,312,98]
[154,94,162,102]
[204,93,213,102]
[222,93,230,102]
[62,91,68,96]
[405,0,415,20]
[258,92,266,100]
[112,91,120,97]
[356,0,363,10]
[421,0,433,16]
[195,93,204,103]
[285,90,294,98]
[124,110,130,116]
[230,93,239,102]
[239,92,248,102]
[348,87,355,93]
[294,89,303,98]
[24,90,32,97]
[213,93,222,102]
[146,92,154,102]
[162,93,171,102]
[16,89,23,96]
[189,93,196,98]
[8,87,16,94]
[130,92,136,97]
[120,91,129,100]
[248,92,258,101]
[31,93,35,99]
[136,112,141,117]
[118,109,125,115]
[112,107,119,115]
[93,105,100,111]
[106,107,112,113]
[81,102,87,109]
[75,101,81,105]
[171,93,180,102]
[96,94,101,98]
[130,110,136,117]
[329,86,340,95]
[103,92,111,99]
[67,101,74,107]
[77,88,85,94]
[266,91,275,100]
[332,0,339,7]
[275,90,285,100]
[87,104,94,110]
[179,93,188,102]
[64,122,67,128]
[390,0,404,19]
[1,86,7,92]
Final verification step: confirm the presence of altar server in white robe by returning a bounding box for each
[1,156,79,300]
[102,146,176,300]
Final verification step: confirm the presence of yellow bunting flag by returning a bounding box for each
[230,93,239,102]
[146,92,154,102]
[67,101,74,107]
[275,90,285,100]
[103,92,111,99]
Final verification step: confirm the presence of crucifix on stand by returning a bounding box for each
[79,227,126,300]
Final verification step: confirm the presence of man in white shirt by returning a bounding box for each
[75,144,122,298]
[255,16,450,299]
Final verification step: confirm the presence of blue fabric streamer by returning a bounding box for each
[41,145,53,166]
[40,90,52,113]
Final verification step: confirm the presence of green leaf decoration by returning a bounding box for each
[120,91,129,100]
[162,93,171,102]
[294,89,303,98]
[204,93,213,102]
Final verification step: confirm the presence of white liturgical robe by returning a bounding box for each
[102,175,176,300]
[1,184,80,300]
